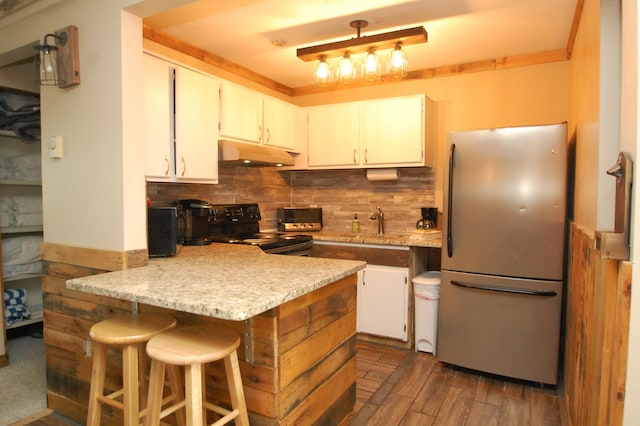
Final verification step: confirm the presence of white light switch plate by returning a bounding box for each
[48,136,63,158]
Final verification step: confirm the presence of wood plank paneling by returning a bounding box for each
[563,223,632,426]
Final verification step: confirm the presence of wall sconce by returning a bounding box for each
[297,20,427,87]
[34,25,80,88]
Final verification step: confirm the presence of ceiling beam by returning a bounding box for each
[296,26,427,62]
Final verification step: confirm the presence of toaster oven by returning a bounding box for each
[276,207,322,232]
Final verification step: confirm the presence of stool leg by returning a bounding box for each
[224,351,249,426]
[138,342,149,412]
[144,359,166,426]
[87,342,107,426]
[122,344,140,426]
[185,363,204,425]
[167,365,186,426]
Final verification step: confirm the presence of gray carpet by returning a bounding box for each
[0,334,47,425]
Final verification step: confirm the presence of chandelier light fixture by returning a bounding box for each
[297,20,427,87]
[34,25,80,88]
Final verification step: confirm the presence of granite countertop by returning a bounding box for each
[66,244,366,321]
[311,230,442,248]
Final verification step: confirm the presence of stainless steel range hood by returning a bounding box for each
[219,140,295,166]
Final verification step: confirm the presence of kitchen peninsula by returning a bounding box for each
[66,244,366,425]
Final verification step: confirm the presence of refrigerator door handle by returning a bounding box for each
[447,143,456,257]
[450,280,557,297]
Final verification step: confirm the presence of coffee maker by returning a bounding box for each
[179,199,213,245]
[416,207,437,229]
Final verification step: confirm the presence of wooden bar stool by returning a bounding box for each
[144,325,250,426]
[86,313,177,426]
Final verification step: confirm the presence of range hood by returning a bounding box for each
[219,140,295,166]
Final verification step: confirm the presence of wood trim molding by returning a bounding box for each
[566,0,586,59]
[143,24,294,96]
[41,242,148,272]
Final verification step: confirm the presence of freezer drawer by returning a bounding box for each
[437,270,562,384]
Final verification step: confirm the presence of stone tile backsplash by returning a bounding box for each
[147,166,436,234]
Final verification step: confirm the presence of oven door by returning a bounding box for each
[262,240,314,256]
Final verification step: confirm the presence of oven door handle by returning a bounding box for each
[450,280,557,297]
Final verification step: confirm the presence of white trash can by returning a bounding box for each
[413,271,441,354]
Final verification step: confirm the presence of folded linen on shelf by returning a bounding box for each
[1,235,43,264]
[0,195,43,227]
[0,90,41,141]
[3,288,31,326]
[2,261,42,280]
[5,304,31,326]
[0,153,42,181]
[4,287,27,303]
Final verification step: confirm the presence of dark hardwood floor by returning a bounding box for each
[14,341,562,426]
[352,341,562,426]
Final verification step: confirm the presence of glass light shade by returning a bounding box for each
[39,45,60,86]
[337,52,356,84]
[314,56,333,87]
[387,45,408,78]
[362,49,381,81]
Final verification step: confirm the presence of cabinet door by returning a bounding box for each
[307,103,360,167]
[143,54,173,181]
[219,82,262,143]
[357,265,408,341]
[174,67,219,182]
[263,96,301,152]
[361,95,425,166]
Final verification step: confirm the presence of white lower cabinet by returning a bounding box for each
[357,264,409,341]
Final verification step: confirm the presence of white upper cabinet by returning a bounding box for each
[307,102,361,167]
[219,82,302,152]
[262,96,302,152]
[361,95,426,166]
[144,54,173,181]
[305,94,433,169]
[143,54,219,183]
[174,66,219,182]
[219,81,262,144]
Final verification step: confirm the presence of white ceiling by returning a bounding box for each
[145,0,578,89]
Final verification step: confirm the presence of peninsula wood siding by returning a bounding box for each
[563,223,632,426]
[41,242,357,425]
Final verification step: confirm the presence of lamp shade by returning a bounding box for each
[387,44,408,78]
[362,48,382,81]
[314,56,333,86]
[337,52,356,84]
[39,45,60,85]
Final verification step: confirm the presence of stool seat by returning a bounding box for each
[145,325,249,426]
[146,325,240,365]
[87,313,177,426]
[90,313,177,345]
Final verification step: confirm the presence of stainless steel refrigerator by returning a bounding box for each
[438,123,567,385]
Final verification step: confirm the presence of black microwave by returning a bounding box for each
[147,206,184,257]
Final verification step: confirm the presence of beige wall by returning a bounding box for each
[0,0,148,252]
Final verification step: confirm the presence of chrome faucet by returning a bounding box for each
[370,206,384,234]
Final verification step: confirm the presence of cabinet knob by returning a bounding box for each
[180,157,186,177]
[164,156,170,176]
